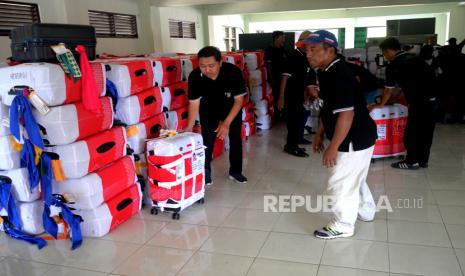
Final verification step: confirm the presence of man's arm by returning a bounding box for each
[368,87,392,111]
[313,119,325,153]
[278,75,289,110]
[323,111,354,167]
[185,99,200,131]
[215,95,244,139]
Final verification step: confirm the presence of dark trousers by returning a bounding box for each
[299,109,310,139]
[404,102,437,164]
[201,122,243,180]
[284,102,304,150]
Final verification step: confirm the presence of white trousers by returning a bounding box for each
[326,145,376,233]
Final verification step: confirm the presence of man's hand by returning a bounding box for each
[323,144,338,168]
[312,133,325,154]
[367,103,383,112]
[183,125,193,133]
[215,121,229,139]
[277,97,285,111]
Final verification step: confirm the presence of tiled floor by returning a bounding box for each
[1,123,465,275]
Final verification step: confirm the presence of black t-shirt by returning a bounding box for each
[345,61,380,93]
[282,48,317,103]
[385,51,437,105]
[264,45,288,85]
[318,58,378,152]
[188,62,246,128]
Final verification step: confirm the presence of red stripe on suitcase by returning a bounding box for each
[76,97,114,141]
[106,184,141,230]
[95,156,136,202]
[85,127,126,174]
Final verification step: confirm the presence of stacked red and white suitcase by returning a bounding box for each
[246,57,273,130]
[369,104,408,159]
[146,132,205,220]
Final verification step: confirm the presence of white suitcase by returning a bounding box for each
[52,156,137,210]
[249,68,267,87]
[0,168,40,202]
[255,99,269,117]
[0,62,106,107]
[32,97,114,146]
[75,183,142,237]
[126,113,167,155]
[106,59,154,98]
[0,135,21,170]
[244,52,264,71]
[17,200,45,235]
[256,114,272,130]
[49,127,127,179]
[0,103,9,137]
[115,87,163,126]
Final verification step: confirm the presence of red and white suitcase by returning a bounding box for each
[250,82,271,103]
[223,53,245,71]
[0,62,106,107]
[165,106,188,131]
[249,67,267,87]
[0,103,9,137]
[32,97,114,146]
[160,86,171,112]
[75,183,142,237]
[180,55,199,81]
[370,104,408,159]
[256,114,272,130]
[106,59,154,98]
[255,99,269,117]
[244,51,264,71]
[126,113,167,154]
[242,102,255,122]
[152,57,182,87]
[1,168,40,202]
[49,127,127,179]
[0,135,21,170]
[243,120,256,139]
[17,200,45,235]
[163,82,188,111]
[146,132,205,219]
[52,156,136,210]
[115,87,163,125]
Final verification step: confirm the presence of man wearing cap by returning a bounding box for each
[305,30,378,239]
[278,30,317,157]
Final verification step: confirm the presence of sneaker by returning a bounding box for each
[357,215,374,222]
[419,162,429,168]
[298,138,312,145]
[229,173,247,184]
[314,226,354,240]
[205,177,213,186]
[391,161,420,170]
[284,146,309,157]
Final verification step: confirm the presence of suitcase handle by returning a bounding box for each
[150,124,162,135]
[135,69,147,77]
[144,95,156,106]
[116,198,133,211]
[96,141,115,153]
[0,175,12,184]
[181,111,188,120]
[174,89,186,96]
[166,65,177,72]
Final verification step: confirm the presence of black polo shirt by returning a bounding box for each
[385,51,437,106]
[188,62,246,128]
[282,48,317,103]
[264,45,288,85]
[318,58,377,152]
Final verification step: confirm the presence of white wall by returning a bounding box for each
[151,6,206,54]
[209,15,244,51]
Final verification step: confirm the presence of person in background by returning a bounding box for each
[372,37,438,169]
[305,30,378,239]
[277,30,317,157]
[185,46,247,185]
[447,37,465,54]
[265,31,288,120]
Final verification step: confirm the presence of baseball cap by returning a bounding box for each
[295,30,312,48]
[303,30,339,48]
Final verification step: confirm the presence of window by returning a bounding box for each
[224,26,237,51]
[0,1,40,36]
[169,19,196,39]
[88,10,138,38]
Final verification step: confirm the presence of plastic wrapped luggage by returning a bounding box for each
[152,57,182,86]
[15,201,45,235]
[146,132,205,219]
[0,62,106,107]
[0,103,9,137]
[163,82,188,111]
[250,83,271,103]
[160,86,171,112]
[126,113,167,154]
[223,53,245,71]
[32,97,114,146]
[370,104,408,159]
[134,153,148,180]
[106,59,154,98]
[242,102,254,122]
[49,127,127,179]
[256,114,272,130]
[75,183,142,237]
[0,169,40,202]
[255,99,269,117]
[10,23,96,62]
[249,67,267,87]
[52,156,136,210]
[0,135,21,170]
[115,87,163,126]
[180,55,199,81]
[165,106,188,131]
[244,51,264,71]
[243,121,256,139]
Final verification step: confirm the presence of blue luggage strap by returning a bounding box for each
[106,79,118,108]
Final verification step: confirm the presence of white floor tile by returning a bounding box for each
[174,205,235,226]
[317,265,389,276]
[389,243,462,276]
[200,228,268,257]
[247,258,318,276]
[384,173,430,190]
[352,220,388,242]
[385,188,436,205]
[455,249,465,273]
[272,212,331,235]
[100,218,166,244]
[238,192,278,210]
[112,245,194,276]
[221,208,280,231]
[177,252,253,276]
[433,190,465,206]
[387,220,452,247]
[204,190,250,208]
[439,205,465,225]
[258,232,325,264]
[0,257,53,276]
[387,204,442,223]
[321,240,389,272]
[147,223,215,250]
[43,266,107,276]
[445,224,465,249]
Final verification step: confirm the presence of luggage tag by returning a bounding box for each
[28,89,51,115]
[51,44,82,80]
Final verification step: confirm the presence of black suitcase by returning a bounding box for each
[10,23,96,62]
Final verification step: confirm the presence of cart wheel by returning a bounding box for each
[150,207,158,215]
[172,213,180,220]
[198,198,205,204]
[371,159,376,164]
